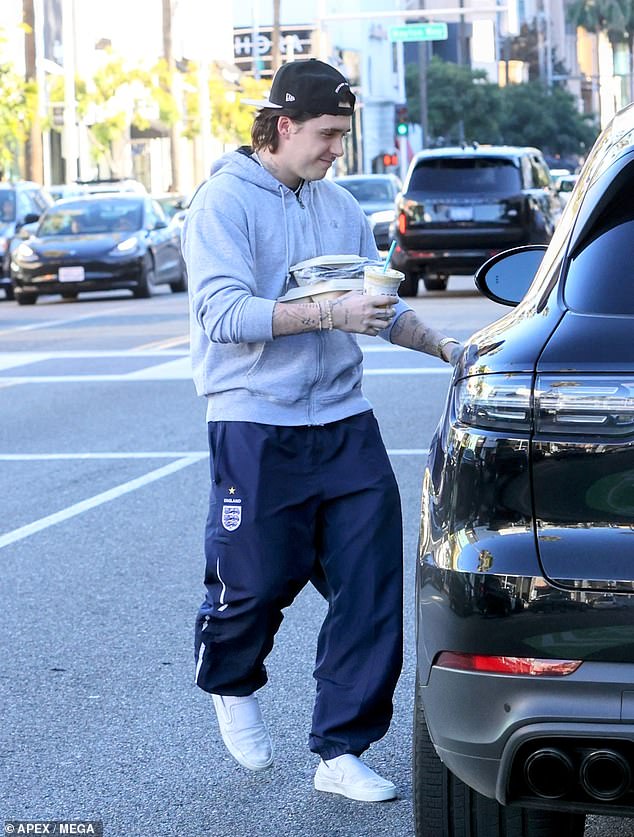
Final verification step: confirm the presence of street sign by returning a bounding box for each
[388,22,448,42]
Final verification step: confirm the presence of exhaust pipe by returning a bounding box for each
[580,750,631,801]
[524,747,575,799]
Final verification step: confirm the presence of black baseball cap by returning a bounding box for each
[243,59,355,115]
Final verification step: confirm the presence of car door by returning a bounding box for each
[145,199,179,282]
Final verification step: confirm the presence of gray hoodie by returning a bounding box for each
[183,148,410,426]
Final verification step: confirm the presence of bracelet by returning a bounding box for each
[325,300,334,331]
[438,336,460,361]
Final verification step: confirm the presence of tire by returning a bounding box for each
[133,261,156,299]
[169,261,187,293]
[423,274,449,292]
[16,292,38,305]
[413,680,586,837]
[4,285,14,301]
[400,271,419,297]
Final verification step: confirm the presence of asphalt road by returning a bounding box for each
[0,279,631,837]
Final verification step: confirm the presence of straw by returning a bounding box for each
[383,240,397,273]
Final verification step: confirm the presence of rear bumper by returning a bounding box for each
[421,661,634,815]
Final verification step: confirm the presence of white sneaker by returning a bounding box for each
[314,754,397,802]
[211,693,273,771]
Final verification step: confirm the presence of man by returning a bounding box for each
[182,58,462,803]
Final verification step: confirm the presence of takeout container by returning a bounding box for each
[278,255,369,302]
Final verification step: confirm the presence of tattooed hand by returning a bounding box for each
[330,291,396,335]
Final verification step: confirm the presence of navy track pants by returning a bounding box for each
[194,411,403,759]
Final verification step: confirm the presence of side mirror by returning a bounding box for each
[16,212,41,230]
[153,219,168,230]
[474,245,547,306]
[17,221,39,239]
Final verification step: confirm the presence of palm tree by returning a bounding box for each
[23,0,42,181]
[567,0,634,103]
[162,0,180,191]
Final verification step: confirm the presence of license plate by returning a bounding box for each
[449,207,473,221]
[59,266,85,282]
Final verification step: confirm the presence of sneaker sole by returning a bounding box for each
[314,774,397,802]
[220,733,274,771]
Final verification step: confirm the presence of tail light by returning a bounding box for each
[398,211,407,235]
[436,651,581,676]
[454,374,533,432]
[535,375,634,436]
[454,373,634,437]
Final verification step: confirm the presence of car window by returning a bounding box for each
[530,156,552,189]
[0,189,16,221]
[564,202,634,315]
[38,200,143,236]
[408,157,522,194]
[16,190,33,218]
[338,180,394,201]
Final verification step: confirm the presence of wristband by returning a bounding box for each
[325,300,334,331]
[438,336,460,361]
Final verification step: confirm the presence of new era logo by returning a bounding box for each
[285,92,296,102]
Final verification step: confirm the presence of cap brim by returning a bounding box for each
[241,98,283,109]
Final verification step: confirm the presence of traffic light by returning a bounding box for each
[382,153,398,168]
[395,105,409,137]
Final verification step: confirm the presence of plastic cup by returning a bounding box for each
[363,265,404,297]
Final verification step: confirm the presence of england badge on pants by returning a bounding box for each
[222,502,242,531]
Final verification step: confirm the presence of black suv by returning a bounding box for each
[414,107,634,836]
[392,145,562,295]
[0,181,53,299]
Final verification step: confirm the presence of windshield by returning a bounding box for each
[338,180,395,202]
[38,200,144,236]
[409,157,522,194]
[0,189,16,222]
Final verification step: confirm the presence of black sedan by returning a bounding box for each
[10,194,186,305]
[414,104,634,836]
[333,174,401,250]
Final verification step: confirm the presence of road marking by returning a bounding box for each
[0,305,131,336]
[0,448,428,550]
[0,449,429,461]
[132,335,189,351]
[0,451,209,460]
[0,454,207,550]
[0,365,450,383]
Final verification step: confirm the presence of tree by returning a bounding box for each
[404,57,598,157]
[23,0,42,182]
[498,81,598,157]
[406,57,502,145]
[0,29,35,177]
[568,0,634,103]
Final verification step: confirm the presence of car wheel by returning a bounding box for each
[423,274,449,292]
[133,260,156,299]
[16,292,38,306]
[413,680,586,837]
[169,261,187,293]
[4,285,14,301]
[400,271,419,297]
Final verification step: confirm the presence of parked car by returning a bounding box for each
[76,177,147,195]
[10,194,186,305]
[0,180,53,300]
[414,104,634,836]
[392,145,563,296]
[333,173,401,250]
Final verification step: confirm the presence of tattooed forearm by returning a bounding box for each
[389,311,446,357]
[273,301,322,336]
